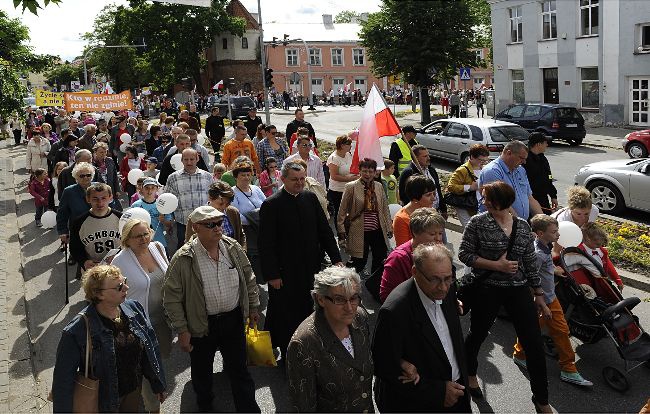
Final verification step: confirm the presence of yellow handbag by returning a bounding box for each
[245,324,277,367]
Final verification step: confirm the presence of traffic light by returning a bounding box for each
[265,68,274,87]
[181,77,193,90]
[227,78,236,89]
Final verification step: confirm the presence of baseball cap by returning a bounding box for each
[142,178,161,187]
[188,206,224,222]
[146,157,159,164]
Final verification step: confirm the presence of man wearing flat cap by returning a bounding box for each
[163,205,261,412]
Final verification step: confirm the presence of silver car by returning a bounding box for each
[415,118,530,164]
[574,158,650,215]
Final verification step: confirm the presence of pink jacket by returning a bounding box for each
[259,169,282,197]
[379,240,414,302]
[28,177,50,208]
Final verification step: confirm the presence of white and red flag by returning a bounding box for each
[212,80,224,90]
[350,84,401,174]
[103,81,115,94]
[344,82,352,92]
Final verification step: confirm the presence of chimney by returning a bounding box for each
[322,14,333,25]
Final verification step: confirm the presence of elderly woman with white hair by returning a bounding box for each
[56,161,94,245]
[286,266,374,412]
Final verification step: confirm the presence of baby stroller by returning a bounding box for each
[551,247,650,391]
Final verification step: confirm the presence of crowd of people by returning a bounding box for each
[11,101,644,413]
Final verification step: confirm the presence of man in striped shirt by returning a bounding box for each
[164,148,214,252]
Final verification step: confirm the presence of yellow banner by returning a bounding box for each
[64,90,133,112]
[35,89,65,106]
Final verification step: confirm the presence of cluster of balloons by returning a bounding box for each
[117,193,179,232]
[118,134,132,153]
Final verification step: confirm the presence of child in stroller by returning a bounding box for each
[556,224,650,392]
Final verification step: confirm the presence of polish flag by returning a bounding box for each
[344,82,352,92]
[212,80,224,90]
[103,81,115,94]
[350,84,401,174]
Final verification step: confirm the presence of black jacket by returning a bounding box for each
[398,161,447,214]
[372,278,470,413]
[285,119,316,141]
[244,115,263,139]
[523,151,557,204]
[204,115,225,141]
[388,138,418,178]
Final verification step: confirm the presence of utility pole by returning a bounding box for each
[257,0,271,124]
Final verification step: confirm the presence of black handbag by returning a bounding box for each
[443,165,478,210]
[457,218,518,315]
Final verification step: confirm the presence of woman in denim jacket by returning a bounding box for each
[52,265,167,412]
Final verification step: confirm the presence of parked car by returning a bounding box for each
[215,96,256,119]
[622,129,650,158]
[574,158,650,215]
[415,118,530,164]
[495,103,586,146]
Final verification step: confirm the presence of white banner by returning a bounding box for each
[152,0,211,7]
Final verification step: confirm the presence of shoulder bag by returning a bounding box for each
[456,218,519,315]
[442,165,478,211]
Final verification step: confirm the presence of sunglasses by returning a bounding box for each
[299,143,313,148]
[199,220,224,229]
[79,173,93,179]
[99,278,128,292]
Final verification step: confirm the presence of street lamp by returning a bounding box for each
[83,43,147,89]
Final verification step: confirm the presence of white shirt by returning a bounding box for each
[283,152,326,187]
[414,280,460,381]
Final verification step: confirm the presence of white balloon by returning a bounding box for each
[127,168,144,185]
[171,153,183,170]
[197,134,206,146]
[156,193,179,214]
[119,143,129,153]
[118,207,152,232]
[558,221,583,248]
[41,210,57,229]
[388,203,402,220]
[120,133,132,143]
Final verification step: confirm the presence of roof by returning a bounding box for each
[426,118,520,128]
[262,22,362,43]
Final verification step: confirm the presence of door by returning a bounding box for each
[520,104,544,130]
[311,78,323,97]
[629,160,650,210]
[354,78,367,94]
[543,68,559,104]
[417,120,449,159]
[440,122,470,161]
[630,77,650,126]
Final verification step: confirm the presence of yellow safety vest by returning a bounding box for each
[396,137,417,173]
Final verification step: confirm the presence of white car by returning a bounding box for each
[415,118,530,164]
[574,158,650,215]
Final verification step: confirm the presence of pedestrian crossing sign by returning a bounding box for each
[459,68,471,80]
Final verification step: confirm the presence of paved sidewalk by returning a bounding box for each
[0,140,48,412]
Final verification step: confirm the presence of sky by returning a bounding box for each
[1,0,381,62]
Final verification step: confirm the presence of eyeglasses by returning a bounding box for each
[98,278,128,292]
[323,294,362,306]
[79,173,93,179]
[199,220,224,229]
[299,143,313,148]
[417,269,453,287]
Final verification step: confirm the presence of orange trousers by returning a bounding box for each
[513,298,577,373]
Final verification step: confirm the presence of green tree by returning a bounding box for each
[360,0,477,124]
[334,10,360,23]
[83,0,245,93]
[44,63,82,89]
[11,0,62,15]
[0,10,53,118]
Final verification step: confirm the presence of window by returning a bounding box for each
[333,78,345,89]
[331,48,343,66]
[639,24,650,51]
[523,105,543,117]
[309,48,322,66]
[222,38,228,49]
[353,48,365,65]
[511,70,525,103]
[475,49,484,61]
[241,37,248,49]
[446,123,469,139]
[580,67,599,108]
[509,6,523,43]
[506,104,526,118]
[541,1,557,40]
[580,0,599,36]
[286,49,298,66]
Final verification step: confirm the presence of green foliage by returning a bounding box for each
[334,10,360,23]
[466,0,491,48]
[0,10,54,118]
[360,0,477,88]
[11,0,62,15]
[83,0,245,93]
[44,63,82,88]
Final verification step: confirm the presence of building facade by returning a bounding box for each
[263,15,386,97]
[489,0,650,126]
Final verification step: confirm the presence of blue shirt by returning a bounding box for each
[534,238,556,304]
[478,157,532,218]
[131,198,173,247]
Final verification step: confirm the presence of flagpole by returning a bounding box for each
[258,0,271,124]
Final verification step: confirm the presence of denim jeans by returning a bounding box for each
[35,205,45,221]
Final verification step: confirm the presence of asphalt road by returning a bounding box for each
[265,105,650,225]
